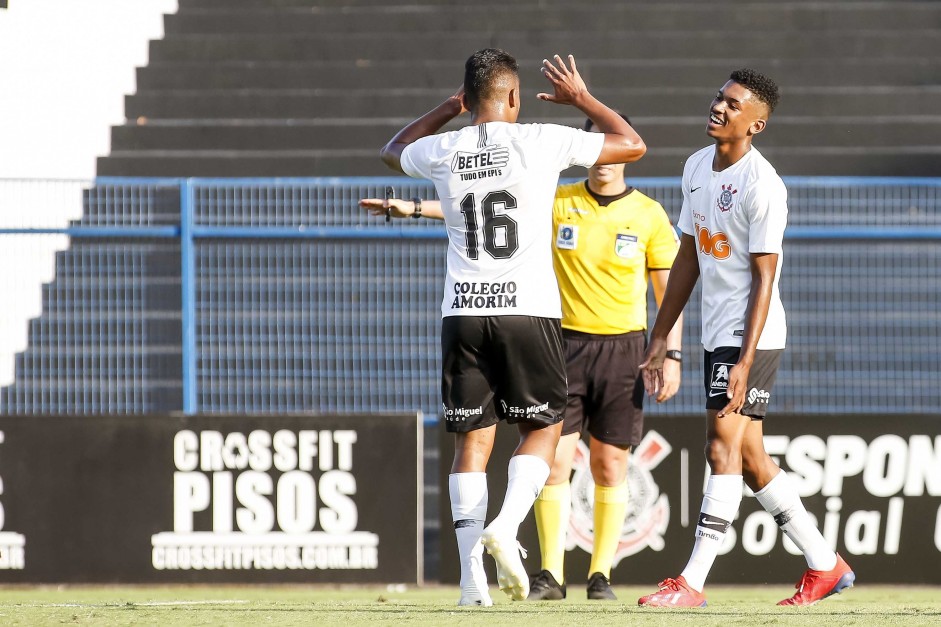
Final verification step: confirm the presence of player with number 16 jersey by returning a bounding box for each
[379,49,646,607]
[402,122,602,319]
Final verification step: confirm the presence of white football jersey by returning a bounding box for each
[401,122,604,318]
[678,145,788,351]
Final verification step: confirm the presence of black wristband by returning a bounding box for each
[411,197,422,219]
[665,350,683,363]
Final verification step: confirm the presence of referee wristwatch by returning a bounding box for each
[411,197,422,219]
[665,350,683,363]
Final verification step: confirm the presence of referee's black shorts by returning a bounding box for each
[440,315,567,433]
[561,329,646,448]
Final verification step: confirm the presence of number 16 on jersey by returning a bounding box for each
[459,191,519,260]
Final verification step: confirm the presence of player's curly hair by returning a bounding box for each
[730,68,780,114]
[464,48,519,110]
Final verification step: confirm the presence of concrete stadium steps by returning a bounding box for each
[179,0,936,8]
[135,58,941,91]
[12,345,181,380]
[0,236,183,414]
[26,314,180,346]
[147,31,941,64]
[98,148,941,178]
[106,116,941,151]
[0,379,182,412]
[98,0,941,177]
[80,185,181,225]
[124,87,941,120]
[166,4,941,33]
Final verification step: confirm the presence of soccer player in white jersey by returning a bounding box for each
[379,48,646,605]
[637,69,855,607]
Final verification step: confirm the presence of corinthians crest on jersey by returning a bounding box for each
[566,431,672,562]
[716,183,738,213]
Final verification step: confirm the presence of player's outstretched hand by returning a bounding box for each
[537,54,588,105]
[359,197,415,218]
[639,337,667,398]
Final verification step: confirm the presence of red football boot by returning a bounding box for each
[637,576,707,607]
[778,553,855,606]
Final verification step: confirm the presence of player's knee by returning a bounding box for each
[590,456,627,486]
[704,438,740,473]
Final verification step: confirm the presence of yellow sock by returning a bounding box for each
[534,481,570,583]
[588,481,629,578]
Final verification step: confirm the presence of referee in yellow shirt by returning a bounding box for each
[359,114,683,601]
[534,116,683,600]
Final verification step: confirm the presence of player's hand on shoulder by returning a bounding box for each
[359,198,414,218]
[537,54,588,105]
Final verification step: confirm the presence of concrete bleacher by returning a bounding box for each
[98,0,941,178]
[0,183,184,415]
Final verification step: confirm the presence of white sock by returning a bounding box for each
[754,469,837,571]
[488,454,550,535]
[450,472,488,590]
[681,474,742,592]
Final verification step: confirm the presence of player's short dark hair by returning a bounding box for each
[464,48,519,109]
[730,68,779,114]
[583,112,631,131]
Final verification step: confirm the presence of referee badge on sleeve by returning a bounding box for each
[615,233,638,258]
[556,224,578,250]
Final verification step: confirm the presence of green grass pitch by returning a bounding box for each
[0,584,938,626]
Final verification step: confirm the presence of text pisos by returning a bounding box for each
[151,429,379,571]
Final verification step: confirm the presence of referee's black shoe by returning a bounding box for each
[527,570,566,600]
[587,572,617,600]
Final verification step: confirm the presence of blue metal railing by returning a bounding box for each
[1,176,940,418]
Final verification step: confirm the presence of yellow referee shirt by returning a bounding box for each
[553,181,678,334]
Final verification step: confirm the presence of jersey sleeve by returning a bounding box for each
[399,136,437,180]
[677,166,694,236]
[746,177,788,254]
[646,203,680,269]
[536,124,605,170]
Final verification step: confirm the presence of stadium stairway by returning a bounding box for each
[97,0,941,177]
[0,186,183,415]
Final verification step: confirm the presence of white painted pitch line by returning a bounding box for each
[135,600,251,607]
[33,600,250,608]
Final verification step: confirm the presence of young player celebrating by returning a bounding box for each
[364,115,682,601]
[378,49,645,605]
[637,69,855,608]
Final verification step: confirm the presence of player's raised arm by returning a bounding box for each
[379,88,467,173]
[537,54,646,165]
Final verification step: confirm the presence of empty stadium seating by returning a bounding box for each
[99,0,941,177]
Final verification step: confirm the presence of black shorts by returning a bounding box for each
[561,329,645,447]
[704,346,783,418]
[440,315,567,433]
